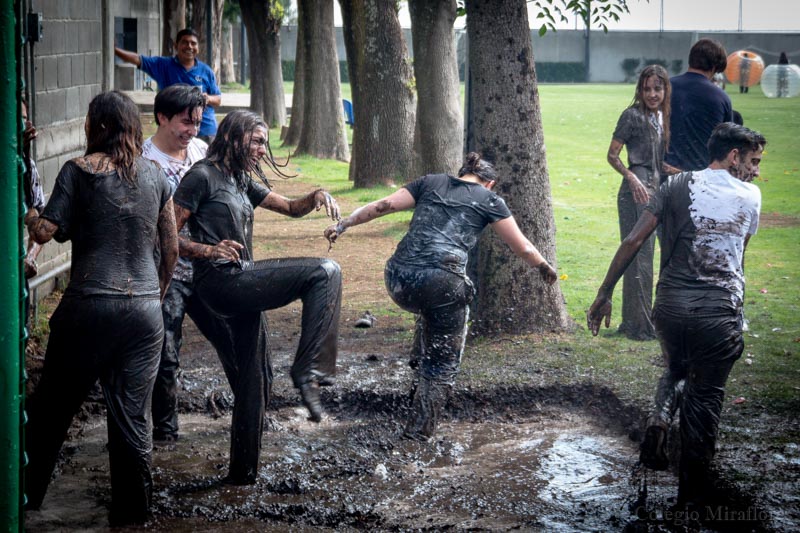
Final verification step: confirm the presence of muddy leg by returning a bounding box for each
[404,376,452,440]
[408,315,425,403]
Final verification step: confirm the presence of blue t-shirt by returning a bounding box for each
[139,55,221,137]
[665,72,732,171]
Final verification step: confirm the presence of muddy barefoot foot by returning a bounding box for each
[299,381,324,422]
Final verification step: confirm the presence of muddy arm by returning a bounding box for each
[607,138,649,205]
[490,216,557,284]
[587,210,659,335]
[324,188,416,244]
[260,189,340,221]
[174,203,244,263]
[157,198,179,300]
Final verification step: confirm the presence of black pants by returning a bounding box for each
[651,305,743,502]
[25,295,162,526]
[154,278,239,440]
[385,260,472,385]
[195,257,341,482]
[617,177,656,340]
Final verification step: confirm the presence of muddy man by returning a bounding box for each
[588,122,765,509]
[326,152,557,441]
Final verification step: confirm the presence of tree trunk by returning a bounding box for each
[340,0,415,186]
[294,0,349,162]
[220,19,236,85]
[240,0,286,127]
[191,0,224,80]
[162,0,186,56]
[409,0,463,177]
[465,0,571,334]
[282,2,305,146]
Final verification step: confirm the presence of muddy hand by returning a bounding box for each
[210,239,244,262]
[315,190,341,221]
[324,225,340,253]
[629,176,650,205]
[587,295,612,336]
[539,262,558,284]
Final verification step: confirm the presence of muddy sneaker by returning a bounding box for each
[639,424,669,471]
[153,431,179,443]
[354,310,377,328]
[299,382,324,422]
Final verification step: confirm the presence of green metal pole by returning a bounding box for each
[1,0,23,530]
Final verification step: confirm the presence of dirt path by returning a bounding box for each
[24,177,798,531]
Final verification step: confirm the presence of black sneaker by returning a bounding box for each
[299,382,323,422]
[640,424,669,470]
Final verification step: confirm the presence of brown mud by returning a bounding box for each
[24,178,799,532]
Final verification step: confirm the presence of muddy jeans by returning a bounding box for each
[155,279,237,440]
[385,260,472,385]
[195,257,341,482]
[617,177,656,340]
[651,304,744,502]
[25,296,162,526]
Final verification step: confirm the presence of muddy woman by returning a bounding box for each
[325,152,558,441]
[24,91,178,526]
[172,110,342,484]
[589,123,765,510]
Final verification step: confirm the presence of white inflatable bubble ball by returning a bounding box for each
[761,64,800,98]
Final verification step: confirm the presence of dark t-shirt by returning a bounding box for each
[173,160,270,279]
[612,107,666,188]
[41,156,171,298]
[391,174,512,275]
[645,169,761,312]
[666,72,733,171]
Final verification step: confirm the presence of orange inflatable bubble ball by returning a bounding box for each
[725,50,765,87]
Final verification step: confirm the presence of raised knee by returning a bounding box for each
[319,259,341,281]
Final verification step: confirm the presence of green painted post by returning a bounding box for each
[1,0,23,531]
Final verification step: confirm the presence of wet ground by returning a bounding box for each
[24,306,798,532]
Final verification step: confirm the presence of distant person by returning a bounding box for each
[666,38,733,172]
[732,109,744,126]
[325,153,558,441]
[115,28,221,143]
[589,123,765,510]
[738,52,753,94]
[777,52,791,97]
[606,65,681,340]
[24,91,178,526]
[778,51,790,65]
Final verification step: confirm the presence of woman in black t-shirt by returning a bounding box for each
[24,91,178,526]
[173,110,342,484]
[325,153,557,441]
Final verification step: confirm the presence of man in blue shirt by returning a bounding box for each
[665,38,733,173]
[115,28,221,143]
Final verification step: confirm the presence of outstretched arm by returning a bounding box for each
[587,210,659,335]
[157,198,178,300]
[490,217,558,284]
[259,189,340,220]
[114,46,142,67]
[324,188,416,245]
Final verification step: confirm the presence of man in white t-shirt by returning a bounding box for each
[588,122,765,511]
[143,84,228,441]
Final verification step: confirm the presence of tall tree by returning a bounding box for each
[190,0,225,78]
[408,0,463,177]
[282,0,306,146]
[219,2,239,85]
[162,0,186,56]
[465,0,571,333]
[340,0,415,186]
[240,0,287,127]
[294,0,349,161]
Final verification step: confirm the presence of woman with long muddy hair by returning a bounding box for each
[173,110,342,484]
[606,64,681,340]
[24,90,178,526]
[325,153,558,441]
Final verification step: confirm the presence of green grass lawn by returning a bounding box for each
[272,82,799,411]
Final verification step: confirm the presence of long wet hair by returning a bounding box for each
[458,152,497,183]
[207,110,291,189]
[631,64,672,149]
[84,90,143,185]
